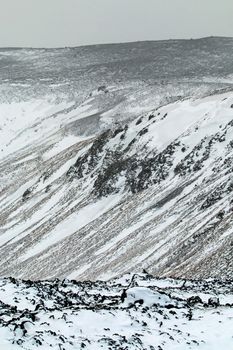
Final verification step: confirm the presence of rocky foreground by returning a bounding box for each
[0,272,232,349]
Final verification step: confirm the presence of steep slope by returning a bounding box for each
[1,90,233,280]
[1,38,233,280]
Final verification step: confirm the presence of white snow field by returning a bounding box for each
[0,273,232,349]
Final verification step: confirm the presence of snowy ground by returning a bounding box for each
[0,272,232,349]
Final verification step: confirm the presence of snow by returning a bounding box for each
[123,286,179,307]
[1,88,233,281]
[1,42,233,347]
[144,93,233,153]
[0,273,232,349]
[0,95,98,161]
[0,99,73,159]
[42,135,82,160]
[20,194,122,261]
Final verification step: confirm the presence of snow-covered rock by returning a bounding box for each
[0,273,232,349]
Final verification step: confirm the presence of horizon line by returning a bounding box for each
[0,35,232,50]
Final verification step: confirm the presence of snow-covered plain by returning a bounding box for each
[0,272,232,350]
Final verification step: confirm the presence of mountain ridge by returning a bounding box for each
[0,35,233,50]
[0,38,233,280]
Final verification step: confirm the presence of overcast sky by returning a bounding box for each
[0,0,232,48]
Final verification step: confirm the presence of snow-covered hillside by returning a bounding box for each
[1,90,233,281]
[0,272,232,349]
[1,38,233,281]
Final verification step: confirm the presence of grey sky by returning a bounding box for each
[0,0,232,48]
